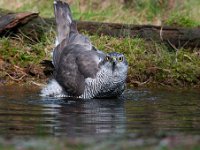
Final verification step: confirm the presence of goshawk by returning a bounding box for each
[41,0,128,99]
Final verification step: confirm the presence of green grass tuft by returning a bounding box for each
[0,35,52,67]
[165,13,199,27]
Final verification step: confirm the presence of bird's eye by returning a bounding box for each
[118,56,123,62]
[105,56,110,61]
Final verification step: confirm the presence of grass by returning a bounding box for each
[1,32,200,87]
[0,23,55,67]
[0,0,200,87]
[0,0,200,26]
[91,35,200,87]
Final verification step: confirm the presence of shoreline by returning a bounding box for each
[1,55,200,89]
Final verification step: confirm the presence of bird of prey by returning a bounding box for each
[41,0,128,99]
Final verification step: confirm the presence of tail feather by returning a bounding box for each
[53,0,78,69]
[54,0,74,44]
[52,0,93,70]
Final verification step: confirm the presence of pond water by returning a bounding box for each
[0,86,200,137]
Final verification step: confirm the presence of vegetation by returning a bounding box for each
[0,0,200,87]
[92,36,200,87]
[1,0,200,26]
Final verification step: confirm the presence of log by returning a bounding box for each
[0,12,38,34]
[0,10,200,48]
[76,21,200,48]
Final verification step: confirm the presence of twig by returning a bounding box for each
[104,44,115,51]
[29,81,45,87]
[6,73,26,81]
[160,26,163,41]
[13,65,29,78]
[11,34,24,44]
[18,29,36,43]
[182,40,191,48]
[131,78,151,86]
[167,40,179,63]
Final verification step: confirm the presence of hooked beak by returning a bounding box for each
[112,58,117,72]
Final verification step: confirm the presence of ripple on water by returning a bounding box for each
[0,86,200,137]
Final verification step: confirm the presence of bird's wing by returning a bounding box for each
[53,39,67,70]
[55,44,104,96]
[68,33,93,51]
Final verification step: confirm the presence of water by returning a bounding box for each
[0,86,200,137]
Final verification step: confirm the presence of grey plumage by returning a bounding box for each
[55,45,102,96]
[41,0,128,99]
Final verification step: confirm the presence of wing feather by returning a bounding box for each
[55,44,103,96]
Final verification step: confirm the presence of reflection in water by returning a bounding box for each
[0,86,126,137]
[0,86,200,137]
[52,100,126,136]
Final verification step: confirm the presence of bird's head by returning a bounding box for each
[103,52,128,74]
